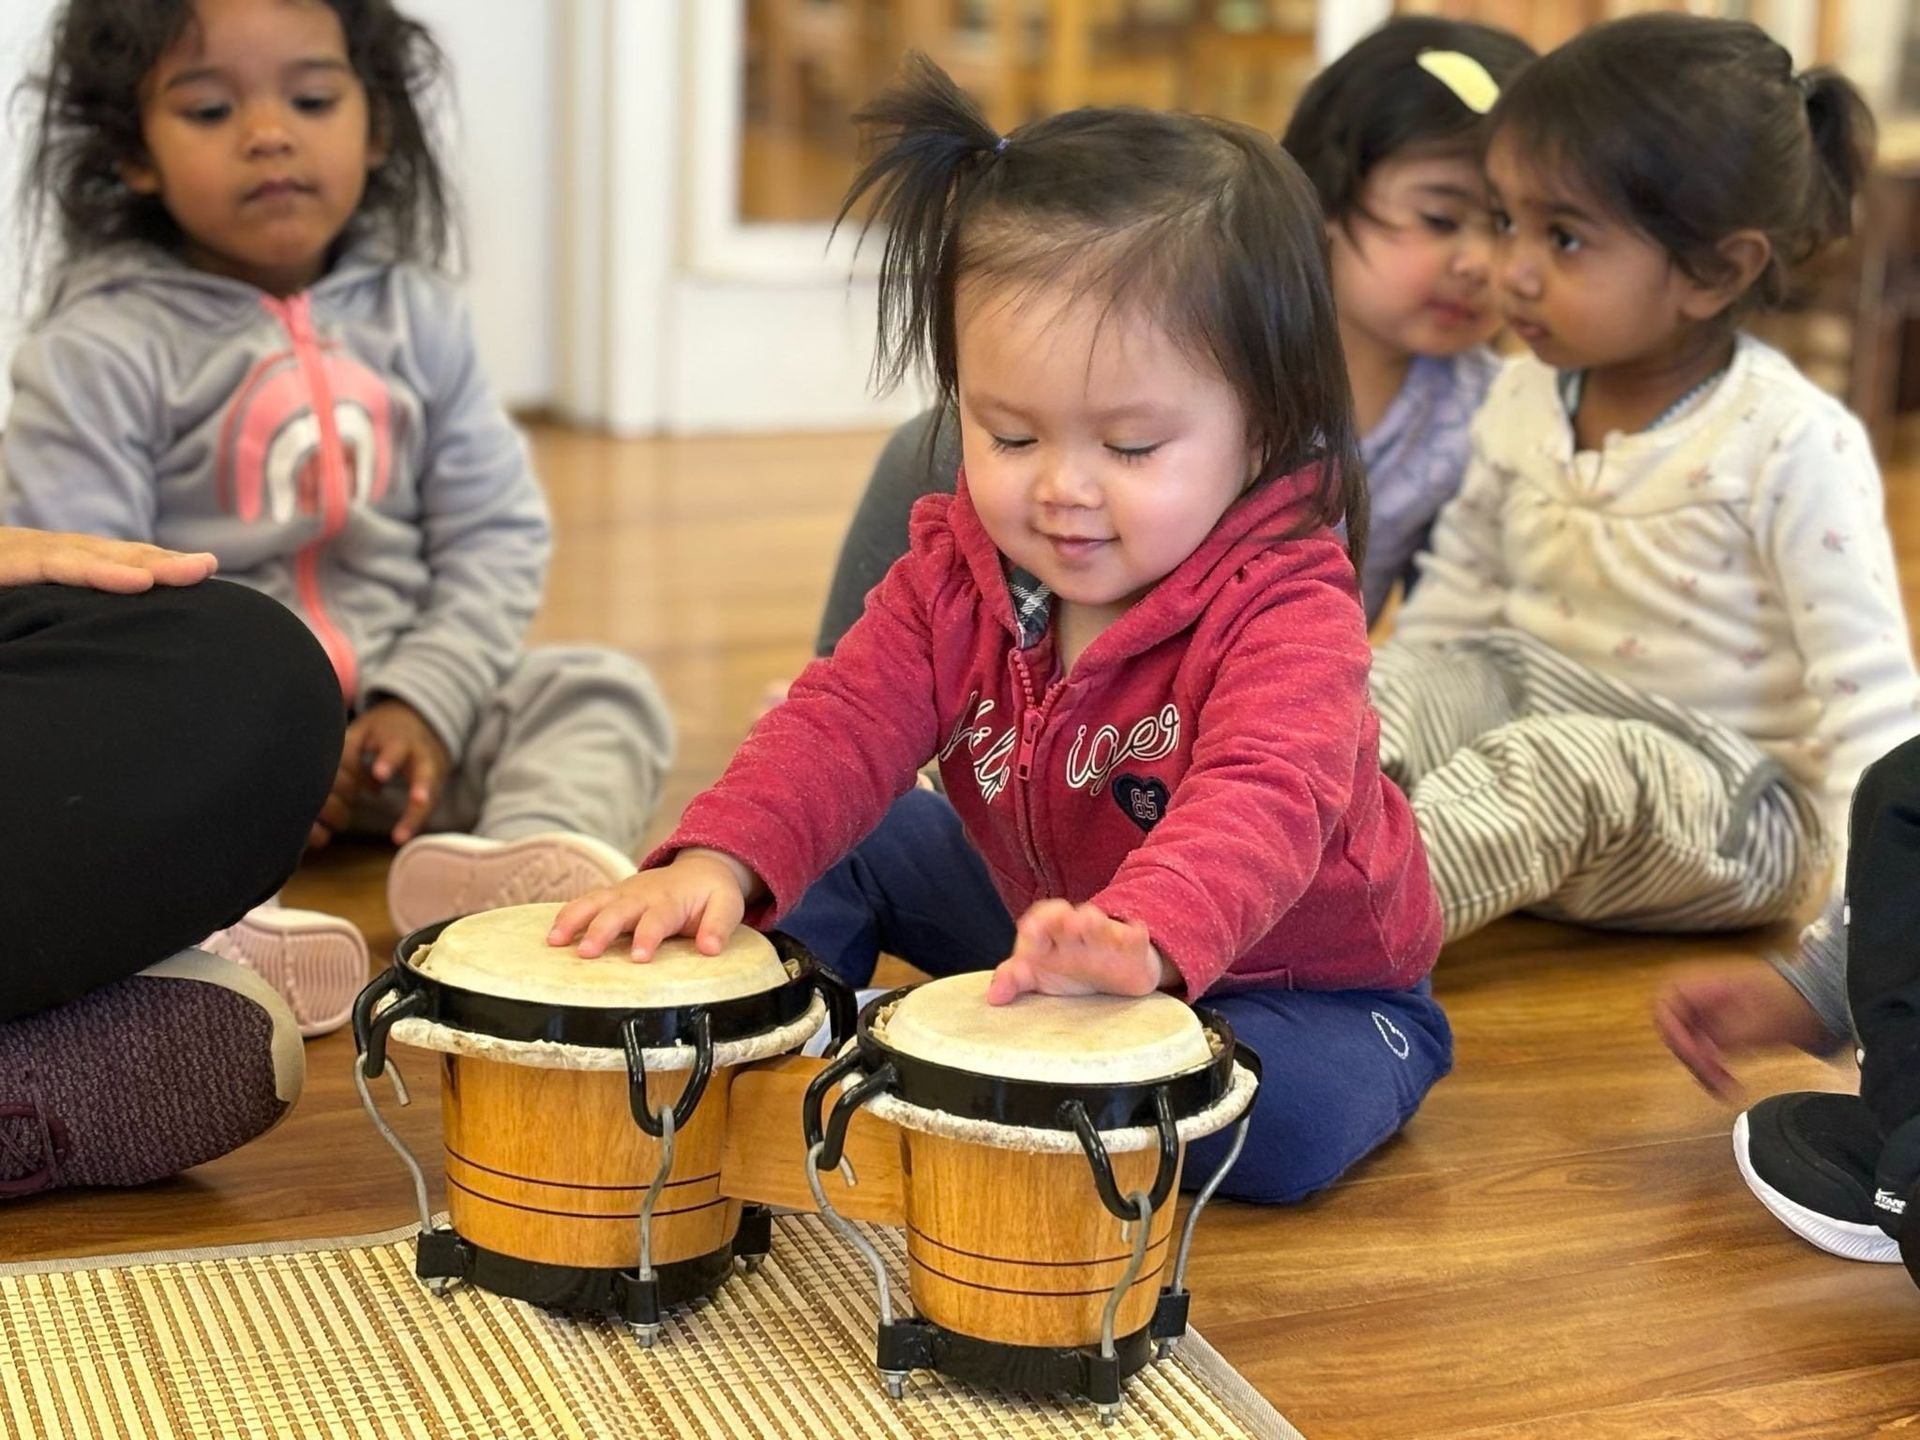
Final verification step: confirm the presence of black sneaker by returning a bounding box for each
[1733,1092,1900,1263]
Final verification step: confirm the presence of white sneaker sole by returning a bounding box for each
[1732,1111,1900,1263]
[388,832,637,936]
[201,909,368,1041]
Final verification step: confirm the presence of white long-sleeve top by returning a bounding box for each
[1396,334,1920,850]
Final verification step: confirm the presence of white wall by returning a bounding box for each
[0,0,61,420]
[0,0,554,421]
[404,0,555,409]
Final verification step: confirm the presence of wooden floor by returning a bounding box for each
[7,422,1920,1437]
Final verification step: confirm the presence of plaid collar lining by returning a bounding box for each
[1007,565,1053,650]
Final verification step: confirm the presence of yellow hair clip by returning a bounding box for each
[1416,50,1500,116]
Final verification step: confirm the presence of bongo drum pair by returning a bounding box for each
[350,903,1258,1420]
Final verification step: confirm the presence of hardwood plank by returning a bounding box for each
[1436,1361,1920,1439]
[1200,1244,1920,1439]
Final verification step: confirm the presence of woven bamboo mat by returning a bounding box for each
[0,1213,1303,1440]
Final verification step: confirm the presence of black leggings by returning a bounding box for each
[1847,734,1920,1137]
[0,582,341,1022]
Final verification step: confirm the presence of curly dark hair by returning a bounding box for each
[16,0,455,285]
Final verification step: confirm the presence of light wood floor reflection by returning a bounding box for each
[5,420,1920,1437]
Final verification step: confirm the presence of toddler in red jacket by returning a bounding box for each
[552,57,1451,1203]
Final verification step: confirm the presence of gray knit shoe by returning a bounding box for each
[0,951,304,1198]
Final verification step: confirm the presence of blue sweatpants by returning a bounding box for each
[781,788,1453,1205]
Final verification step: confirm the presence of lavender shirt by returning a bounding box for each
[1357,347,1500,624]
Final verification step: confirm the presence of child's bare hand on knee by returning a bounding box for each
[986,900,1174,1004]
[1654,960,1834,1102]
[548,848,758,962]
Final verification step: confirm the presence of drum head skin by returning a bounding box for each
[414,903,789,1008]
[876,972,1212,1085]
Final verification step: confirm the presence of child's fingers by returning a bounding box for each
[986,956,1037,1005]
[396,740,448,845]
[1652,992,1699,1064]
[1007,919,1057,973]
[315,776,355,838]
[368,731,410,786]
[577,895,651,959]
[1016,899,1072,948]
[692,888,745,955]
[628,906,684,963]
[548,892,609,945]
[1654,994,1737,1101]
[392,772,437,846]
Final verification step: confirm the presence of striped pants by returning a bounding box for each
[1370,631,1826,943]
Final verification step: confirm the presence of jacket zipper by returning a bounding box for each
[262,292,360,701]
[1007,649,1058,894]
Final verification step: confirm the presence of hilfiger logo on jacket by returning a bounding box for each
[940,691,1183,818]
[214,292,394,702]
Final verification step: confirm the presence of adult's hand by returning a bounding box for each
[0,527,217,593]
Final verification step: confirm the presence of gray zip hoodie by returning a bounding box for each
[0,241,550,761]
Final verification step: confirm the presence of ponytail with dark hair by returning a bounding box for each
[1489,14,1876,314]
[835,54,1369,572]
[1800,68,1876,252]
[835,55,1002,399]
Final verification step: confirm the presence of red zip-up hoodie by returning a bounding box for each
[655,467,1439,998]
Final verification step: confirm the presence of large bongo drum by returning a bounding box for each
[800,971,1259,1418]
[351,902,852,1340]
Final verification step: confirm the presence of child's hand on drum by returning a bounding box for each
[986,900,1178,1004]
[548,848,760,961]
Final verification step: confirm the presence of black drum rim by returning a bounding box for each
[382,918,824,1049]
[851,984,1237,1132]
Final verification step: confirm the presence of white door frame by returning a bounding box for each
[557,0,921,436]
[554,0,1393,436]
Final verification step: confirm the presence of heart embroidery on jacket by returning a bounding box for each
[1112,774,1170,832]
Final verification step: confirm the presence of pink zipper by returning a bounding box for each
[1016,709,1043,781]
[261,292,359,700]
[1007,651,1056,892]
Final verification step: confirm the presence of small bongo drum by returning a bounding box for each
[801,971,1259,1419]
[351,902,852,1341]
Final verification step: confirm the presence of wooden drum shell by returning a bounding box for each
[901,1129,1183,1349]
[440,1053,740,1270]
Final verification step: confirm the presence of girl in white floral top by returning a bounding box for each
[1373,13,1920,951]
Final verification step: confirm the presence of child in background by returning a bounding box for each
[814,15,1536,652]
[552,57,1450,1207]
[2,0,675,1036]
[1372,14,1920,947]
[1659,737,1920,1284]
